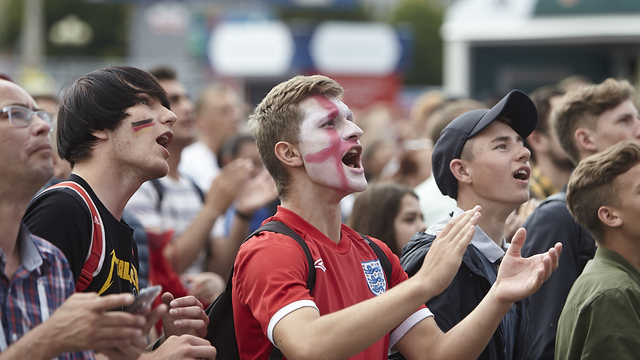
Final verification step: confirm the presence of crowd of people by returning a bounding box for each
[0,63,638,360]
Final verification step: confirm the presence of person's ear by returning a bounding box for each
[450,159,472,185]
[274,141,303,167]
[574,128,597,153]
[598,205,623,228]
[91,130,108,141]
[527,130,547,153]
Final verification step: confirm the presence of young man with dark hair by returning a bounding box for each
[400,90,560,360]
[556,140,640,360]
[126,66,274,304]
[521,78,640,360]
[23,66,216,359]
[232,75,561,360]
[0,78,151,360]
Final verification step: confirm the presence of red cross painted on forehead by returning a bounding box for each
[309,94,339,121]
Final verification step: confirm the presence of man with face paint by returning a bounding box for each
[231,75,562,360]
[126,66,276,304]
[23,67,216,359]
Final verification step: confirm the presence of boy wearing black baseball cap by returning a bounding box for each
[398,90,555,360]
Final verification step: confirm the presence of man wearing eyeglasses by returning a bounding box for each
[0,78,155,359]
[22,67,217,359]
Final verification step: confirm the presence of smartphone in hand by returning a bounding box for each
[125,285,162,314]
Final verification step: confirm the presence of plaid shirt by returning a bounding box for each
[0,224,94,359]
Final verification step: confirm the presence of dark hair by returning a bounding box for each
[57,66,169,167]
[348,182,418,256]
[148,66,177,82]
[0,73,14,82]
[524,85,566,162]
[218,133,256,168]
[529,85,566,135]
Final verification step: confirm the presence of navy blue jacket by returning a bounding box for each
[521,191,596,360]
[392,222,529,360]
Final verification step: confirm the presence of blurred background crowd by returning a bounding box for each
[2,0,640,304]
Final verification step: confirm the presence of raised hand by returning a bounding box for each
[417,206,481,297]
[205,158,254,215]
[494,227,562,304]
[183,271,226,305]
[235,169,278,216]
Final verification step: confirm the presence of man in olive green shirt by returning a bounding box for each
[557,140,640,360]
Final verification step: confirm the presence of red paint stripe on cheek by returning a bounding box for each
[305,130,340,163]
[304,130,349,188]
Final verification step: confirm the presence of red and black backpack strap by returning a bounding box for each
[39,181,105,292]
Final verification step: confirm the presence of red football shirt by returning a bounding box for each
[232,206,431,359]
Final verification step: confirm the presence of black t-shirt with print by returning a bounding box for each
[24,174,140,296]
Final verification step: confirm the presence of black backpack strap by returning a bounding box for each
[268,347,285,360]
[244,221,315,360]
[185,176,206,203]
[360,233,393,287]
[149,179,164,212]
[254,221,316,292]
[150,177,206,212]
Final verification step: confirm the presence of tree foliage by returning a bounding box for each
[1,0,129,57]
[390,0,444,85]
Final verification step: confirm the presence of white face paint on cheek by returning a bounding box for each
[298,95,367,193]
[299,122,347,189]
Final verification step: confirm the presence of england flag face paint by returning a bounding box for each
[297,95,366,195]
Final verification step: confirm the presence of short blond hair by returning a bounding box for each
[554,78,634,165]
[249,75,343,198]
[566,140,640,243]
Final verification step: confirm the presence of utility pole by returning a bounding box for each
[20,0,44,68]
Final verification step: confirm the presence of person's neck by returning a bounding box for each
[601,232,640,271]
[457,197,513,246]
[534,156,572,191]
[0,198,30,278]
[280,183,345,244]
[72,163,141,221]
[166,142,186,180]
[578,151,595,165]
[202,133,223,156]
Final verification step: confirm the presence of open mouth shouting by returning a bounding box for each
[513,166,530,182]
[342,146,362,169]
[156,131,173,151]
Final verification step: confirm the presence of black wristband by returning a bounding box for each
[235,209,252,221]
[151,336,163,351]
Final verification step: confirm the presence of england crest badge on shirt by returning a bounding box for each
[361,259,387,296]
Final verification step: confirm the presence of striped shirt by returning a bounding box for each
[0,224,94,359]
[126,176,208,274]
